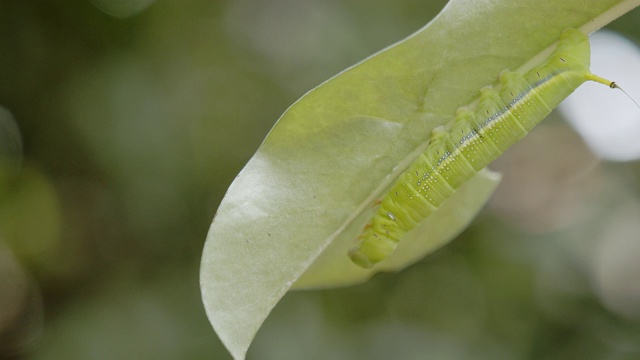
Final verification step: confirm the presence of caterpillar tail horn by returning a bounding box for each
[586,73,640,109]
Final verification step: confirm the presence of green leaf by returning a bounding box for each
[200,1,640,359]
[294,168,500,289]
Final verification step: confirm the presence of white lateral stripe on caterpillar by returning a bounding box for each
[348,28,619,269]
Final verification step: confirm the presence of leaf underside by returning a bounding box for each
[200,0,640,359]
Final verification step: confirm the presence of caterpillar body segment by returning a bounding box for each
[349,29,618,269]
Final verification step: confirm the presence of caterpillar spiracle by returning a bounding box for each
[348,28,629,269]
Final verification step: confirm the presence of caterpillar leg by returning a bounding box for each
[348,237,395,269]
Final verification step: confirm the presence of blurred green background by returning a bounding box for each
[1,1,640,359]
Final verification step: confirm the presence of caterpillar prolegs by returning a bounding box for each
[348,29,623,269]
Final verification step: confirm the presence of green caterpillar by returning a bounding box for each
[348,29,622,269]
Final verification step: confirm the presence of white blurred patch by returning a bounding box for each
[558,30,640,161]
[592,201,640,319]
